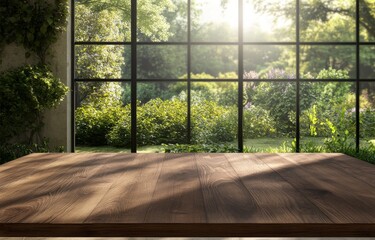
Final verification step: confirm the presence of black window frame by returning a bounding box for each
[71,0,374,153]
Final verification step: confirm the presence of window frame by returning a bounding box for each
[71,0,374,153]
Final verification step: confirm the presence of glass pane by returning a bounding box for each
[75,45,130,79]
[75,2,130,42]
[243,45,296,79]
[243,0,295,42]
[191,0,238,42]
[300,82,355,152]
[300,0,355,42]
[360,45,375,79]
[75,82,131,152]
[243,82,296,152]
[360,82,375,148]
[137,0,187,42]
[360,0,375,42]
[191,82,238,150]
[136,82,188,152]
[300,45,356,79]
[137,45,187,79]
[191,45,238,79]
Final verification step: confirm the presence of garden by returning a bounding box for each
[0,0,375,164]
[73,0,375,164]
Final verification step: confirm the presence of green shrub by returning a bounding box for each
[0,139,64,164]
[106,115,131,147]
[0,65,68,143]
[75,82,126,146]
[76,104,127,146]
[361,109,375,138]
[347,145,375,164]
[107,99,188,147]
[191,101,237,144]
[137,99,188,145]
[243,105,276,138]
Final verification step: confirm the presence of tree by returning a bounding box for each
[77,0,176,41]
[252,0,374,40]
[75,0,181,106]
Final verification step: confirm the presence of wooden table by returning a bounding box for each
[0,153,374,237]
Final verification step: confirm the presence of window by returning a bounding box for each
[72,0,375,153]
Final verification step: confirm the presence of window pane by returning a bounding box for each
[243,82,295,152]
[360,0,375,42]
[75,45,130,79]
[137,0,187,42]
[243,0,295,42]
[300,82,355,152]
[191,0,238,42]
[243,45,296,79]
[191,45,238,79]
[360,82,375,148]
[191,82,238,150]
[300,0,355,42]
[136,82,188,152]
[75,2,131,42]
[300,45,356,79]
[137,45,187,79]
[75,82,131,152]
[360,45,375,79]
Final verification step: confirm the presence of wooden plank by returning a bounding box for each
[195,153,268,223]
[0,153,65,187]
[0,153,375,237]
[226,153,331,223]
[321,153,375,188]
[0,153,113,223]
[50,153,138,223]
[144,153,206,223]
[259,153,375,223]
[0,153,51,172]
[85,153,164,223]
[0,153,90,213]
[280,153,375,217]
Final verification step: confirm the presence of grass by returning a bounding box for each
[76,137,375,164]
[76,137,375,153]
[243,137,294,149]
[76,145,164,153]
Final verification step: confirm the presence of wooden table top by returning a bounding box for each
[0,153,374,237]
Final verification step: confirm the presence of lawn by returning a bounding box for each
[76,136,375,153]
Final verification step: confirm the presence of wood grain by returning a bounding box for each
[0,154,65,189]
[0,153,113,223]
[0,153,374,237]
[144,153,206,223]
[226,153,331,223]
[259,153,375,223]
[85,154,164,223]
[279,153,375,222]
[51,153,138,223]
[322,153,375,188]
[195,153,267,223]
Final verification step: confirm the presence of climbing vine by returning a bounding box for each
[0,0,69,161]
[0,0,68,63]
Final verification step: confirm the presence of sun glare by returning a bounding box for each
[196,0,292,36]
[198,0,238,28]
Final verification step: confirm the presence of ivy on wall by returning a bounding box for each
[0,0,69,161]
[0,0,68,63]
